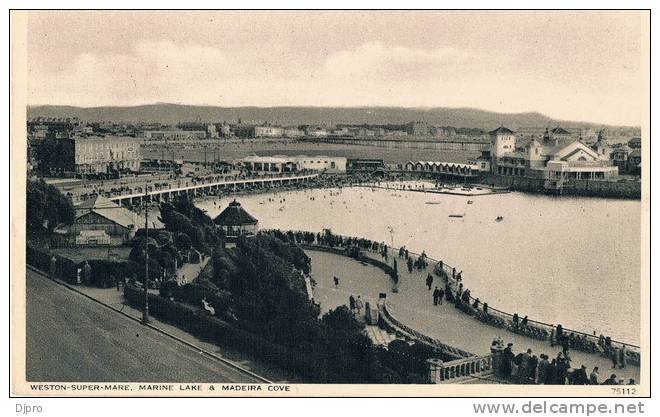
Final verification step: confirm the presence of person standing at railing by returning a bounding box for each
[611,347,619,369]
[619,345,626,368]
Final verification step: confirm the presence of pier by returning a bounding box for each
[60,172,320,206]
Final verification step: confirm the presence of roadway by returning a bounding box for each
[25,269,264,383]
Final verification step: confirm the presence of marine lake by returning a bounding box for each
[196,181,641,344]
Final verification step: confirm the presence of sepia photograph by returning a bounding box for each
[9,8,651,400]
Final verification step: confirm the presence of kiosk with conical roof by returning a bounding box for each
[213,200,259,242]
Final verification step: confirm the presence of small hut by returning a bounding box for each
[213,200,258,242]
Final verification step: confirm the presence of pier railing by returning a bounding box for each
[67,171,320,205]
[264,228,640,367]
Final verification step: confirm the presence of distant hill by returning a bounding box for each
[26,104,627,130]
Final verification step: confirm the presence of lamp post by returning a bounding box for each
[142,190,150,324]
[386,225,395,250]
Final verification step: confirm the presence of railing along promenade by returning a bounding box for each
[272,231,498,383]
[427,354,495,384]
[430,258,640,366]
[264,229,640,368]
[378,298,498,383]
[377,300,474,360]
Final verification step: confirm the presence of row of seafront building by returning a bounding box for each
[398,126,641,192]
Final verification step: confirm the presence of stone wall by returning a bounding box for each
[482,174,641,199]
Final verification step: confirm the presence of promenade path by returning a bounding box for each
[176,257,210,285]
[307,249,640,383]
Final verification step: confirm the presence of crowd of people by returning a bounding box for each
[492,338,635,385]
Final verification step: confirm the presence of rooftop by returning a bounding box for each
[550,127,572,135]
[75,195,138,229]
[214,200,258,226]
[489,126,515,135]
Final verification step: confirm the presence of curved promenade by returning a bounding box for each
[267,230,640,382]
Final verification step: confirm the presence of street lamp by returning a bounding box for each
[386,225,395,249]
[142,189,151,324]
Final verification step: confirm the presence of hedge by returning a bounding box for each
[123,284,325,381]
[27,244,77,284]
[26,244,140,288]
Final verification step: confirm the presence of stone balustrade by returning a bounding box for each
[428,354,495,384]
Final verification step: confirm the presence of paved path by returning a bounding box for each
[308,249,639,383]
[26,270,265,383]
[176,257,210,285]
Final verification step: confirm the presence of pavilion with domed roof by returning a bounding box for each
[213,200,259,242]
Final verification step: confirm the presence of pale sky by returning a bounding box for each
[26,11,647,125]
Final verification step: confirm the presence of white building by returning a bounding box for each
[240,155,346,173]
[489,126,618,188]
[254,126,284,138]
[296,155,347,173]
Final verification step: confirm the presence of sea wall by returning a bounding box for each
[482,174,641,199]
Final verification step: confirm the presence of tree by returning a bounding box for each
[26,179,74,239]
[175,232,193,252]
[155,230,173,246]
[320,306,381,383]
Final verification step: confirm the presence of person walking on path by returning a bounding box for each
[426,274,434,290]
[433,286,441,306]
[349,294,356,312]
[590,367,600,385]
[333,276,340,288]
[355,296,364,317]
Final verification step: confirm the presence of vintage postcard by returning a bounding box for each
[9,9,651,398]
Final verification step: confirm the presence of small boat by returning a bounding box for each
[449,214,464,218]
[495,216,504,222]
[425,201,442,205]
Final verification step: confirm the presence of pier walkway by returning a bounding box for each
[60,172,320,206]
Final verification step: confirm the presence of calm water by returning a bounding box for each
[197,181,641,344]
